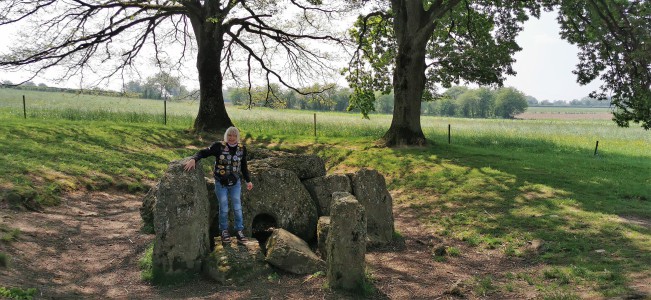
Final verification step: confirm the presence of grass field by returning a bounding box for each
[1,88,650,298]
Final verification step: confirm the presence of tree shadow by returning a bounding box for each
[376,136,650,296]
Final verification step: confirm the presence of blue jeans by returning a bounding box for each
[214,179,244,232]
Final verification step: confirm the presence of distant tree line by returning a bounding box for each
[1,72,198,101]
[530,97,612,107]
[2,77,608,118]
[122,72,195,100]
[1,80,138,98]
[225,83,609,119]
[224,83,351,112]
[224,84,531,119]
[417,86,529,118]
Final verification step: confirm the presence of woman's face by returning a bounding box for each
[227,132,238,144]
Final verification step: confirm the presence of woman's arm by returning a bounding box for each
[184,142,221,172]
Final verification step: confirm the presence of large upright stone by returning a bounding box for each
[204,177,221,250]
[152,159,210,279]
[327,195,366,291]
[242,166,318,242]
[248,151,326,180]
[316,216,331,259]
[302,174,352,216]
[265,228,325,275]
[350,168,394,246]
[139,185,158,232]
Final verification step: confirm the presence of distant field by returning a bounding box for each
[518,106,614,120]
[516,112,613,120]
[526,106,613,113]
[1,87,647,158]
[0,87,199,116]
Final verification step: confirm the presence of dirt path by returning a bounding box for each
[0,191,154,298]
[0,190,545,299]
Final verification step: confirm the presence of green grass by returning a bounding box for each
[0,114,201,204]
[1,88,650,298]
[0,87,198,116]
[0,286,37,300]
[137,241,198,285]
[0,226,20,243]
[431,245,462,262]
[139,243,154,282]
[540,290,581,300]
[473,275,497,297]
[360,268,377,297]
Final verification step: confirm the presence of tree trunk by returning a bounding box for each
[190,11,233,133]
[381,1,430,147]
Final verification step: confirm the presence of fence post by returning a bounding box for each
[23,95,26,119]
[164,100,167,125]
[594,141,599,156]
[313,113,317,137]
[448,124,451,144]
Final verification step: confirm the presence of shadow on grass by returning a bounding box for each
[0,119,200,204]
[365,134,651,297]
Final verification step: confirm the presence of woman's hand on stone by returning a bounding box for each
[184,159,196,171]
[246,182,253,191]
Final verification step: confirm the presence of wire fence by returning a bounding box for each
[3,93,649,158]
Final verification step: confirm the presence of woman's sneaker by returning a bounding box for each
[221,230,231,243]
[236,231,248,243]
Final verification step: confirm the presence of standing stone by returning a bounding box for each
[152,158,210,280]
[327,195,366,291]
[204,177,222,250]
[139,185,158,233]
[350,168,394,246]
[248,149,326,180]
[303,174,352,216]
[242,166,318,242]
[316,216,331,259]
[265,228,325,275]
[332,191,353,202]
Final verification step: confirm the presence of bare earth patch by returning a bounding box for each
[1,189,635,299]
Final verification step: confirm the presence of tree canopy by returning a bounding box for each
[1,0,647,139]
[495,87,528,118]
[347,0,649,146]
[346,0,541,146]
[0,0,350,132]
[556,0,651,129]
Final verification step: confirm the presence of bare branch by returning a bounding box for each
[1,0,356,131]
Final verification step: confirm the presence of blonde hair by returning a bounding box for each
[224,126,240,143]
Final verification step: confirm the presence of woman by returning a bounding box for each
[184,126,253,245]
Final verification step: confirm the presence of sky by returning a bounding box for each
[502,10,602,101]
[0,10,602,102]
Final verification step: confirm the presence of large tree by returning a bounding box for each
[556,0,651,129]
[347,0,650,146]
[494,87,528,118]
[0,0,347,132]
[346,0,541,146]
